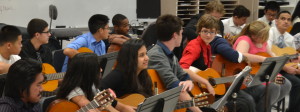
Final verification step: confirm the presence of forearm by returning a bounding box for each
[63,48,79,58]
[242,53,266,63]
[108,34,130,45]
[183,69,209,86]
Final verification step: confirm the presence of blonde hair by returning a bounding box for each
[205,0,225,15]
[196,14,219,33]
[235,21,270,43]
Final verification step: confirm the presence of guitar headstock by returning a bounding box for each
[93,89,116,110]
[275,75,285,85]
[193,92,214,107]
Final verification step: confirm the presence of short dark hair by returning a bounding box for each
[156,14,183,41]
[112,14,127,26]
[27,18,48,39]
[233,5,250,18]
[0,25,21,46]
[276,11,291,19]
[88,14,109,34]
[4,58,43,99]
[264,1,280,12]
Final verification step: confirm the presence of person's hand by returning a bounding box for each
[283,65,299,75]
[204,82,215,96]
[179,80,194,92]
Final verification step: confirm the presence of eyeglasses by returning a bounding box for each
[40,31,51,34]
[266,13,276,18]
[201,30,216,35]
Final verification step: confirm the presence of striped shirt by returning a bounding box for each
[0,96,42,112]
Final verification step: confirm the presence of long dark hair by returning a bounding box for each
[4,58,42,100]
[115,39,153,97]
[56,53,101,100]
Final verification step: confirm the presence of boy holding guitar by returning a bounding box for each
[267,11,300,112]
[62,14,127,72]
[147,14,214,112]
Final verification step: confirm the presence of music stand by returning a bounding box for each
[98,51,119,78]
[136,86,183,112]
[211,66,252,110]
[247,56,289,87]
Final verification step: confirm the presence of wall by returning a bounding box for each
[0,0,136,28]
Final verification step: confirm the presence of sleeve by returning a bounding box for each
[0,104,14,112]
[100,70,122,96]
[66,87,85,100]
[179,43,200,69]
[66,37,88,50]
[267,28,275,50]
[211,37,240,63]
[148,50,180,89]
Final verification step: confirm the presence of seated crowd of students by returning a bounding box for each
[1,0,300,112]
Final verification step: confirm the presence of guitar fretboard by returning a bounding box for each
[77,100,100,112]
[45,72,65,81]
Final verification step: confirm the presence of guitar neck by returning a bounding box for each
[45,72,65,81]
[175,99,195,110]
[77,100,100,112]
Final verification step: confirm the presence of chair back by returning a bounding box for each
[52,49,65,72]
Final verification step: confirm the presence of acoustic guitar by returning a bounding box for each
[46,89,115,112]
[116,93,213,112]
[42,47,94,92]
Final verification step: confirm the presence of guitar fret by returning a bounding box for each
[91,100,99,108]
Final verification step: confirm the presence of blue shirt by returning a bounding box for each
[61,32,106,72]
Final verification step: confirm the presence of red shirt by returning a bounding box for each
[180,35,211,69]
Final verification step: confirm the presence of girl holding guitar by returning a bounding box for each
[55,53,134,112]
[233,21,291,111]
[101,39,153,101]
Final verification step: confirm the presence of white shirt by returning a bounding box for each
[257,15,276,27]
[0,54,21,65]
[222,17,245,36]
[67,84,98,100]
[268,26,295,49]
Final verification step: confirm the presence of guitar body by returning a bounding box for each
[271,45,297,56]
[116,94,145,107]
[42,47,93,92]
[42,63,58,92]
[212,55,247,77]
[196,68,226,95]
[147,69,167,94]
[249,52,271,74]
[47,99,79,112]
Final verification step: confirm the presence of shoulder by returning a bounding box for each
[10,55,21,62]
[0,97,16,111]
[148,45,164,57]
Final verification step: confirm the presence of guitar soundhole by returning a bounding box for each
[208,78,216,87]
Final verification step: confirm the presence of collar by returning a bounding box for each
[157,41,174,57]
[229,17,244,28]
[26,40,44,52]
[262,15,271,23]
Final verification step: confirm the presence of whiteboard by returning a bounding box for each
[0,0,137,28]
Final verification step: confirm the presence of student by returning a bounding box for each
[183,0,225,41]
[0,25,22,74]
[257,1,280,27]
[222,5,250,38]
[112,14,131,38]
[101,39,153,98]
[0,58,45,111]
[56,53,133,112]
[233,20,291,112]
[19,18,52,64]
[180,14,255,112]
[62,14,126,72]
[267,11,300,112]
[105,14,131,52]
[148,14,214,112]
